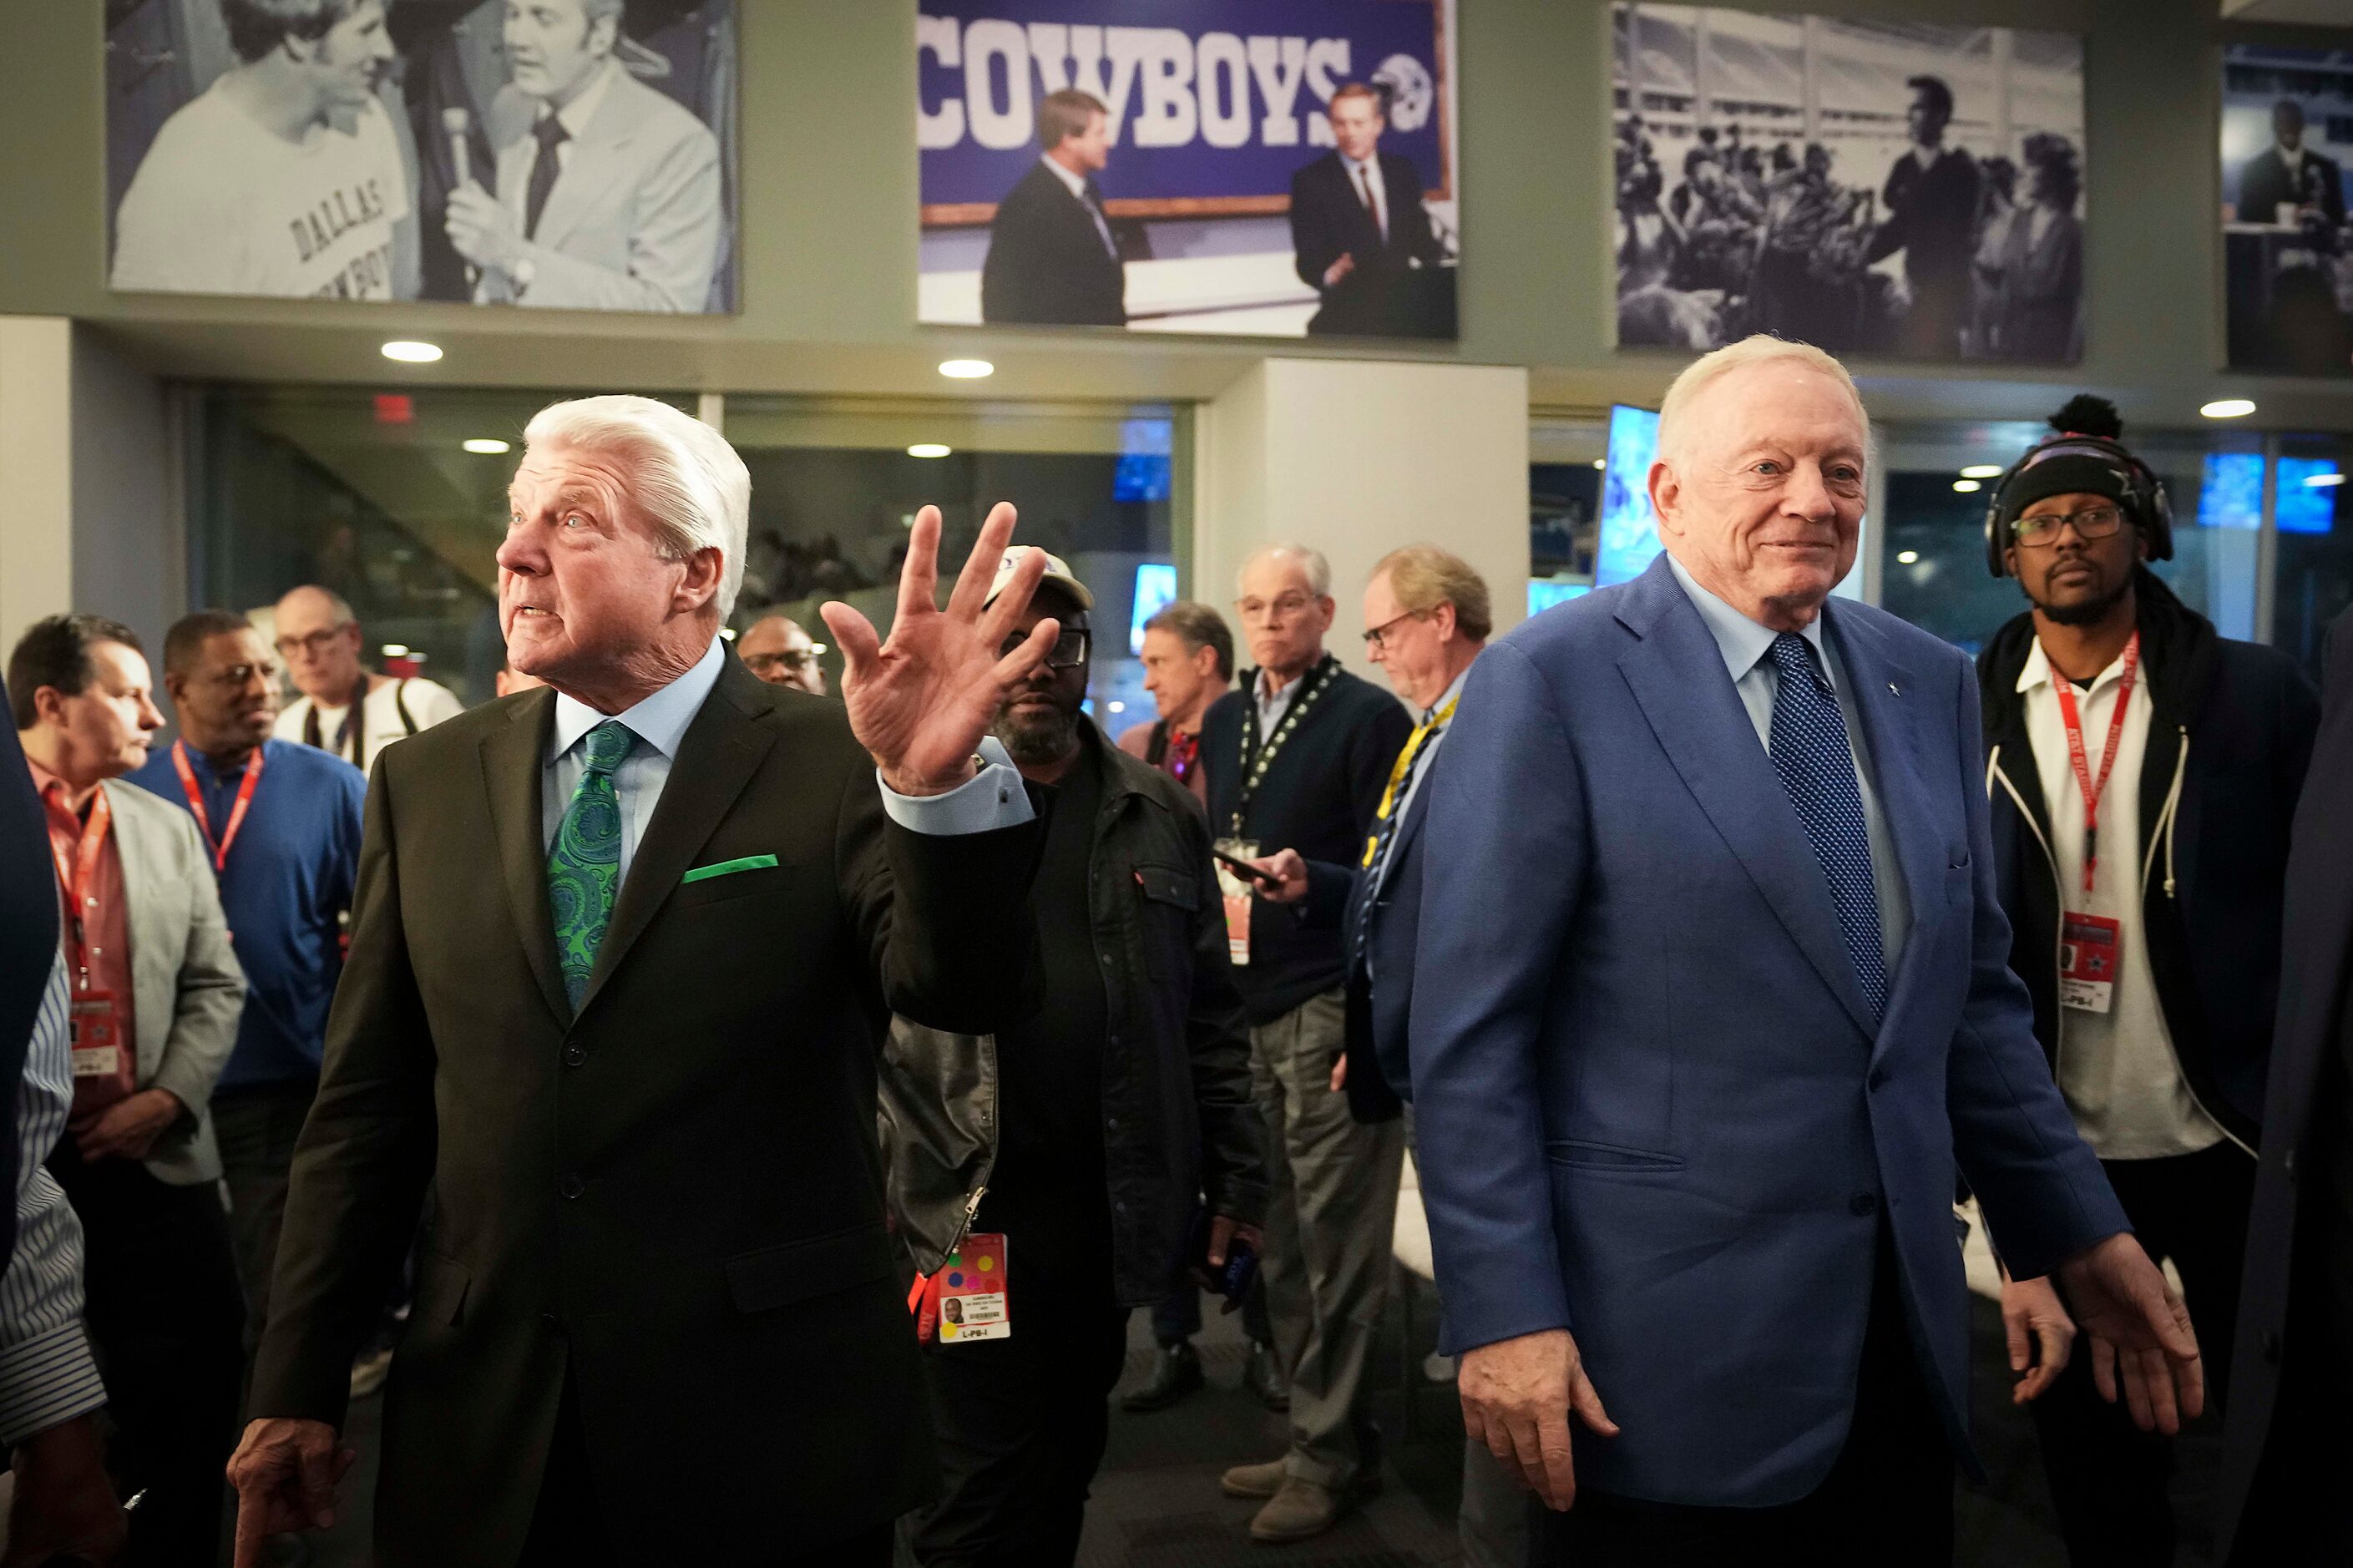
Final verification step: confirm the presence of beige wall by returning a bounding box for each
[0,318,73,648]
[1200,360,1531,691]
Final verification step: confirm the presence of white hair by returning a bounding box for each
[1655,335,1875,473]
[523,394,751,620]
[1237,543,1332,598]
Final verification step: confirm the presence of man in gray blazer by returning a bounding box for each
[10,614,246,1566]
[443,0,723,312]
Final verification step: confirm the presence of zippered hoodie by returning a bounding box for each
[1977,569,2320,1147]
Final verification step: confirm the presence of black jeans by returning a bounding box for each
[210,1080,316,1358]
[48,1140,245,1568]
[1538,1234,1955,1567]
[2031,1141,2255,1568]
[910,1175,1130,1568]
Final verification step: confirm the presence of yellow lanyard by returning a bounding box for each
[1363,695,1460,867]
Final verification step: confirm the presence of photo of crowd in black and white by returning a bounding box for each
[1612,5,2087,363]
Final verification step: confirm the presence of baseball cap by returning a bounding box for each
[983,546,1094,611]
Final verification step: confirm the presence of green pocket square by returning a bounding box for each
[681,854,779,884]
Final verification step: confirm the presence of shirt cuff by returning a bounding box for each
[0,1321,105,1447]
[876,736,1035,836]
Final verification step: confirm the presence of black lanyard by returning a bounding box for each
[1230,655,1338,838]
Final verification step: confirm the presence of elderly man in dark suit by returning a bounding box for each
[1865,74,1982,359]
[980,89,1126,327]
[224,393,1064,1567]
[1288,83,1446,337]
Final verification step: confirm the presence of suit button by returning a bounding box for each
[1850,1193,1879,1216]
[562,1043,585,1068]
[1868,1067,1890,1092]
[559,1174,584,1201]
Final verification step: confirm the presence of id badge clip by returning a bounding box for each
[2059,912,2121,1014]
[1214,837,1257,967]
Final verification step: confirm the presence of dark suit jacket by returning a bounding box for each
[2239,144,2347,228]
[2220,606,2353,1560]
[1202,665,1411,1026]
[248,656,1039,1565]
[1288,150,1444,336]
[0,723,59,1265]
[979,160,1126,326]
[1299,752,1436,1120]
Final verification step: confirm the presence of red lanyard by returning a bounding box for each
[44,785,111,990]
[171,739,265,873]
[2049,633,2139,897]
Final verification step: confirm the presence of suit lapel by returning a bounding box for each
[102,782,169,1077]
[580,660,777,1012]
[1824,604,1942,1038]
[1613,563,1880,1039]
[534,78,640,252]
[479,690,569,1026]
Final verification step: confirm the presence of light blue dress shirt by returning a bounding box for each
[540,636,1033,884]
[1667,554,1912,969]
[1373,665,1470,899]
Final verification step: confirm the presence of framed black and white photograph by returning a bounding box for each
[105,0,738,312]
[1612,4,2086,363]
[916,0,1461,339]
[2223,43,2353,375]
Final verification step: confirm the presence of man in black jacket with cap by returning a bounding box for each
[1977,396,2318,1565]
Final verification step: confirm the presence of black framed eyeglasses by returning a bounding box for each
[1362,609,1429,653]
[1000,628,1091,669]
[744,648,822,675]
[2012,504,2126,547]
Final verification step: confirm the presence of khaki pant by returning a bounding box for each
[1251,988,1404,1490]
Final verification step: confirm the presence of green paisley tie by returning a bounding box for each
[548,720,634,1012]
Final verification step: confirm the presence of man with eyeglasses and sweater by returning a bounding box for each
[1203,544,1411,1543]
[1976,396,2318,1566]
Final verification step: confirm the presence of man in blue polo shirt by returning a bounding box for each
[128,610,364,1353]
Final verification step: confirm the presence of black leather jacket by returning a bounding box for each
[879,723,1266,1304]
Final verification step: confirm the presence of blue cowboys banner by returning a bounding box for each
[918,0,1461,339]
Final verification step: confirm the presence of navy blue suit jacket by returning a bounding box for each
[1302,756,1437,1106]
[1409,555,2126,1507]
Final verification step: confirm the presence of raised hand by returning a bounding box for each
[2057,1232,2203,1434]
[820,503,1059,796]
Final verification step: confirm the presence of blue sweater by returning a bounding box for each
[126,740,366,1089]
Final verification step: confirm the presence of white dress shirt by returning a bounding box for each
[540,637,1032,886]
[1668,555,1912,974]
[1374,665,1470,899]
[1039,154,1117,258]
[0,953,104,1444]
[1342,150,1389,241]
[514,58,620,215]
[2016,639,2224,1160]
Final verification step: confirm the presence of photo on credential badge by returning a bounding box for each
[104,0,740,312]
[2221,42,2353,376]
[1612,3,2086,365]
[917,0,1460,338]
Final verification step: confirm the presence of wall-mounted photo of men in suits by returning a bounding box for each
[919,0,1460,339]
[2223,47,2353,376]
[1612,3,2085,364]
[105,0,739,313]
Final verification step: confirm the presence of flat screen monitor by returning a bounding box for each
[1129,563,1179,654]
[2198,452,2264,531]
[1597,404,1664,587]
[1113,417,1173,503]
[2279,456,2342,535]
[1528,580,1591,616]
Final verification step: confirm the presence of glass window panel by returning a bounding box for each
[2275,433,2353,675]
[1530,417,1604,613]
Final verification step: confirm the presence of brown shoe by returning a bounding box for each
[1219,1457,1288,1500]
[1248,1478,1342,1543]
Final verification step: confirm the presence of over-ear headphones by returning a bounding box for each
[1981,430,2174,579]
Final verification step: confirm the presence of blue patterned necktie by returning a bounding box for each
[548,720,634,1012]
[1763,634,1887,1017]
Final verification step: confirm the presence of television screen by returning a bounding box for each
[2198,452,2264,531]
[1113,418,1174,503]
[1528,581,1591,616]
[2278,457,2342,536]
[1597,404,1664,586]
[1130,563,1179,655]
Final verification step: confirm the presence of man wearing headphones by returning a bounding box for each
[1976,396,2319,1565]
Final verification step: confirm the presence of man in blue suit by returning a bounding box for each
[1410,336,2203,1564]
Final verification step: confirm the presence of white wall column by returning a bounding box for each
[1197,358,1531,689]
[0,317,73,648]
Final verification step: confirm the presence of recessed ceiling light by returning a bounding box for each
[2201,398,2256,419]
[939,358,994,380]
[908,443,952,458]
[1591,459,1606,470]
[382,340,443,363]
[1952,479,1982,493]
[380,644,410,659]
[1959,464,2003,479]
[463,438,511,455]
[2307,472,2346,488]
[1896,550,1920,564]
